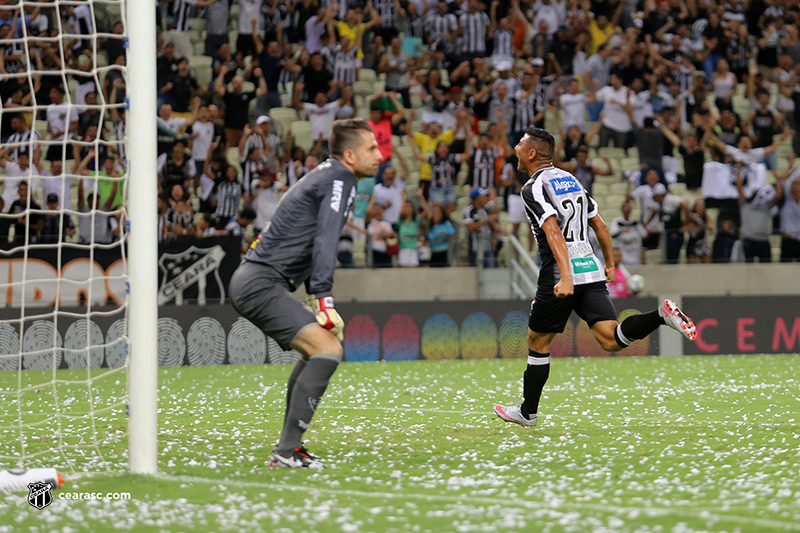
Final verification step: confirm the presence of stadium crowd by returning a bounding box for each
[0,0,799,271]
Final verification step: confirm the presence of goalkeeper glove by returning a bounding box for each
[309,295,345,341]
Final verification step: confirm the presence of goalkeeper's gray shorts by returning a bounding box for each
[229,261,317,351]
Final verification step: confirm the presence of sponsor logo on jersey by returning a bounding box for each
[568,244,593,257]
[550,177,581,195]
[571,257,599,273]
[330,180,343,212]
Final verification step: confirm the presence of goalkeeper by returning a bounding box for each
[229,119,382,469]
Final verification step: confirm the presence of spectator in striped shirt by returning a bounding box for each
[469,133,501,198]
[372,0,399,42]
[212,165,243,229]
[458,0,491,63]
[489,1,514,67]
[511,72,541,147]
[5,113,41,162]
[425,1,459,68]
[415,141,472,215]
[489,84,515,135]
[166,193,195,239]
[332,35,361,86]
[168,0,218,59]
[204,0,229,58]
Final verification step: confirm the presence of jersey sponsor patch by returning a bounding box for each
[330,180,343,212]
[550,177,581,195]
[571,257,599,273]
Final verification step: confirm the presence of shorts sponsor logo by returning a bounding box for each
[571,257,599,273]
[550,177,581,195]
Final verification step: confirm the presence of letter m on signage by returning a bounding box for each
[772,317,800,352]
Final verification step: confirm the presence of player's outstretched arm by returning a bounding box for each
[588,214,615,283]
[542,216,573,298]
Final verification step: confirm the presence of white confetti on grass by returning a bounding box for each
[1,355,800,532]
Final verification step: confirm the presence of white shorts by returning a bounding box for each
[507,194,525,224]
[398,248,419,267]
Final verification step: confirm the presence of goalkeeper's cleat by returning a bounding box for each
[659,299,697,341]
[269,447,325,469]
[494,404,538,427]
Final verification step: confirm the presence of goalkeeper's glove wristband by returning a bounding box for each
[315,296,345,341]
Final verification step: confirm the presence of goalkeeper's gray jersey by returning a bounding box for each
[244,158,357,298]
[521,165,606,286]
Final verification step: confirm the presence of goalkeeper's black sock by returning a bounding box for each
[521,350,550,419]
[277,354,340,454]
[615,310,665,348]
[284,359,307,421]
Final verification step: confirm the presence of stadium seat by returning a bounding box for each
[609,182,628,196]
[373,80,385,93]
[592,183,610,197]
[290,121,312,150]
[359,69,377,82]
[620,158,639,171]
[598,147,625,160]
[669,183,687,197]
[190,56,213,85]
[605,194,625,209]
[190,18,206,32]
[269,107,298,136]
[353,81,374,97]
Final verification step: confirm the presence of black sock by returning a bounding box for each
[277,354,339,453]
[284,359,307,421]
[615,310,665,348]
[521,350,550,419]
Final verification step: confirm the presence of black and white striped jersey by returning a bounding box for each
[214,180,243,219]
[513,90,537,132]
[470,147,497,189]
[240,157,265,197]
[425,12,458,53]
[534,75,554,110]
[171,0,197,32]
[332,45,359,85]
[521,165,604,286]
[373,0,397,28]
[459,12,490,53]
[6,129,41,161]
[404,14,425,39]
[428,153,459,188]
[493,29,513,58]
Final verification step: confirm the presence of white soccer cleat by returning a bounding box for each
[659,299,697,341]
[494,404,538,427]
[269,447,326,469]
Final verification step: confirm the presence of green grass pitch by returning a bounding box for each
[1,355,800,532]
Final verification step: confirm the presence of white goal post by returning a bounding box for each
[0,0,158,477]
[126,0,158,475]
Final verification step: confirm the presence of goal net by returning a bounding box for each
[0,0,156,476]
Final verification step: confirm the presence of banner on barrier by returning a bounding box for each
[0,298,660,370]
[0,237,241,308]
[682,296,800,355]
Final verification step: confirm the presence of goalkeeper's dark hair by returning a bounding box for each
[330,119,374,159]
[524,127,555,161]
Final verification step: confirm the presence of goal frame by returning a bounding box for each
[125,0,158,474]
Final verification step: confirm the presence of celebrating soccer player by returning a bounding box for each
[229,120,383,467]
[494,128,697,428]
